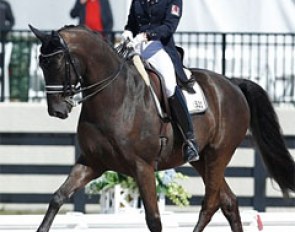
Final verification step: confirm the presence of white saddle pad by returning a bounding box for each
[181,68,207,114]
[182,68,208,114]
[182,82,208,114]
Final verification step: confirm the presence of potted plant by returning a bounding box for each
[86,169,191,213]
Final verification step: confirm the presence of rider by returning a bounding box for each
[122,0,199,162]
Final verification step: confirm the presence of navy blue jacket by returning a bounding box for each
[125,0,188,83]
[70,0,113,31]
[0,0,15,33]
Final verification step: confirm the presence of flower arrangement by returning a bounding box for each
[86,169,191,207]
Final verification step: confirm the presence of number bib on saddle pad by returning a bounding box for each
[182,82,208,114]
[180,67,208,114]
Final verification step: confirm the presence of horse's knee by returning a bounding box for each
[146,213,162,232]
[221,193,243,230]
[50,191,66,209]
[202,193,220,213]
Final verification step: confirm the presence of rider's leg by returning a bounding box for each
[170,49,196,94]
[168,86,199,162]
[145,45,177,97]
[145,44,199,162]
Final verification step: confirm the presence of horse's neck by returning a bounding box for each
[81,55,150,124]
[86,44,118,80]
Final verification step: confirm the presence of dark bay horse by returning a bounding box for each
[29,25,295,232]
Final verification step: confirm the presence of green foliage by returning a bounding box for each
[87,171,138,194]
[9,41,31,101]
[86,169,191,207]
[155,171,191,207]
[6,33,39,101]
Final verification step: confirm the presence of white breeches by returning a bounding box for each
[135,41,177,97]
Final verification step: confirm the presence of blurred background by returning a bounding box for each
[6,0,295,32]
[0,0,294,216]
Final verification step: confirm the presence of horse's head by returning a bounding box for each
[29,25,83,119]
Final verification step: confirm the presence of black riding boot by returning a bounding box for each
[169,87,199,162]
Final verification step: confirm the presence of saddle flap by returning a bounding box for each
[140,60,207,118]
[148,65,208,116]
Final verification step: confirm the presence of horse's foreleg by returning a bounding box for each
[37,162,101,232]
[191,148,244,232]
[194,185,221,232]
[134,163,162,232]
[220,180,243,232]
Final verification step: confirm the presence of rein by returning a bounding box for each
[72,62,124,104]
[41,33,124,106]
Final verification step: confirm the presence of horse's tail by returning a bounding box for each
[230,78,295,197]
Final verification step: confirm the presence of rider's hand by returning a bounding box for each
[127,33,147,50]
[121,30,133,42]
[133,33,147,45]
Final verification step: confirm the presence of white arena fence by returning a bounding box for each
[0,103,294,213]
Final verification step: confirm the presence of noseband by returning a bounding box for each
[40,32,124,106]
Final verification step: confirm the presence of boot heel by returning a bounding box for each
[183,140,199,162]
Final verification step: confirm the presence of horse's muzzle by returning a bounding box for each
[47,100,72,119]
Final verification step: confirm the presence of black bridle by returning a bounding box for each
[40,32,124,106]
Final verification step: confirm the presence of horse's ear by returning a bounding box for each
[28,24,50,44]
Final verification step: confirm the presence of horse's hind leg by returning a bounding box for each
[37,158,103,232]
[220,179,243,231]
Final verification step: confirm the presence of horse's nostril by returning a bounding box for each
[50,111,57,117]
[48,110,67,119]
